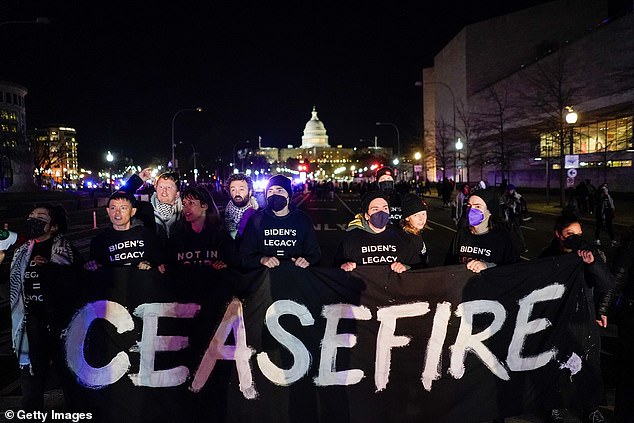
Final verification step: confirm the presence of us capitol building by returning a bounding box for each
[254,106,391,180]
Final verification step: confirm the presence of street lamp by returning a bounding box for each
[191,144,199,184]
[414,152,422,182]
[565,106,578,155]
[416,80,460,179]
[375,122,400,160]
[171,107,203,171]
[106,151,114,193]
[376,122,400,179]
[455,137,464,182]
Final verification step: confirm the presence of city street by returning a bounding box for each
[0,189,624,422]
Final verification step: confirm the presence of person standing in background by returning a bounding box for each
[594,183,616,247]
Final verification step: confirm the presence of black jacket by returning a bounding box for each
[539,239,615,317]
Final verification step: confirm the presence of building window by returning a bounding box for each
[540,115,633,157]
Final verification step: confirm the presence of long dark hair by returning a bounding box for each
[181,186,223,231]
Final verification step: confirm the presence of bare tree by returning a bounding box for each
[430,118,453,182]
[476,84,525,186]
[520,50,585,207]
[456,100,487,184]
[33,137,72,188]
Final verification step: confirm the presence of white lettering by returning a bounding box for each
[506,284,565,371]
[65,300,133,388]
[190,298,257,399]
[256,300,314,386]
[421,302,452,391]
[128,303,201,387]
[449,300,509,381]
[375,302,430,392]
[314,304,372,386]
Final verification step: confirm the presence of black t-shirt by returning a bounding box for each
[333,226,407,267]
[89,225,164,267]
[446,226,520,266]
[239,208,321,269]
[398,229,429,269]
[23,238,54,314]
[167,225,238,268]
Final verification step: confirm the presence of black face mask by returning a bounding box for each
[378,180,394,193]
[267,194,288,212]
[25,218,48,239]
[562,234,584,251]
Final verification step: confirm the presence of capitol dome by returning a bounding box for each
[300,106,330,148]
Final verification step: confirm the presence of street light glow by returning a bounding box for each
[565,107,578,124]
[455,138,463,150]
[414,152,421,161]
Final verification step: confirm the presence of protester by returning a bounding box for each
[398,193,430,269]
[373,166,404,226]
[167,186,237,269]
[594,183,617,247]
[239,175,321,269]
[609,225,634,423]
[453,182,470,228]
[224,173,258,240]
[3,204,82,410]
[126,168,184,239]
[502,183,528,253]
[445,187,520,272]
[334,190,409,273]
[85,190,164,271]
[538,210,614,423]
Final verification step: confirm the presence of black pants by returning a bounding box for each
[20,313,62,410]
[594,217,614,241]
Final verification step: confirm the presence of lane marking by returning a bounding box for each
[335,194,356,216]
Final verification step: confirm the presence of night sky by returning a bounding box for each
[3,1,552,170]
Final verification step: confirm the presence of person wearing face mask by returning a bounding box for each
[537,210,614,423]
[398,193,430,269]
[334,191,409,273]
[373,166,406,227]
[239,175,321,269]
[1,204,82,410]
[445,187,520,273]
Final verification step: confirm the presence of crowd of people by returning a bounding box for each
[1,166,633,423]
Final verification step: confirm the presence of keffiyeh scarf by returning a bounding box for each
[10,235,75,369]
[224,199,254,233]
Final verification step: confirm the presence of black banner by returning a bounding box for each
[57,255,600,423]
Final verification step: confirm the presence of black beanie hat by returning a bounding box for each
[470,188,500,214]
[401,193,428,218]
[266,175,293,198]
[360,190,389,214]
[375,166,394,181]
